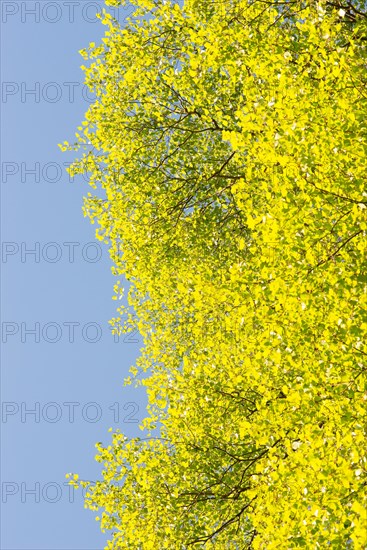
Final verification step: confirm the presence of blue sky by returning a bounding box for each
[1,2,147,548]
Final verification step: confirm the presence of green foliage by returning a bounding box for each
[63,0,367,547]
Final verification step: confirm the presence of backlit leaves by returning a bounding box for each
[63,0,367,547]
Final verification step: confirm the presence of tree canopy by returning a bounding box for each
[63,0,367,547]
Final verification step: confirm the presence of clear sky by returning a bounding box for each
[1,2,147,548]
